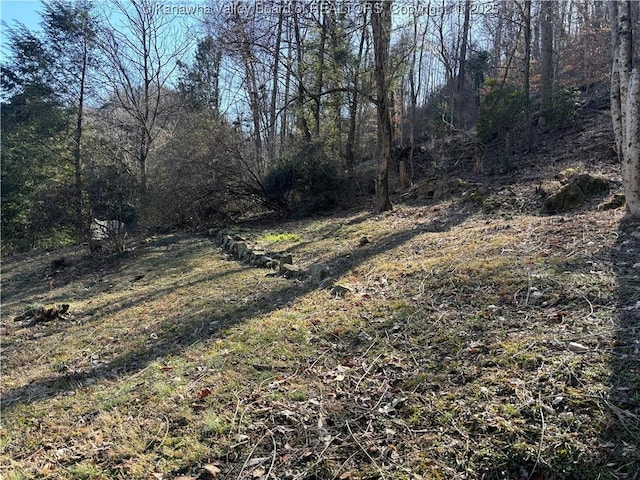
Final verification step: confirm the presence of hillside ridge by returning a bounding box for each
[2,104,639,480]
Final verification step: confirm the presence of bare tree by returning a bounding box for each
[292,6,312,143]
[454,0,471,127]
[519,0,533,151]
[96,0,188,197]
[406,11,430,186]
[611,1,640,216]
[267,10,284,163]
[539,0,554,128]
[344,11,368,184]
[370,0,393,212]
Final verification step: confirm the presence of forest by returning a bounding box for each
[1,1,640,479]
[1,0,637,253]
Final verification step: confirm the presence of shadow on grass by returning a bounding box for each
[603,214,640,477]
[2,205,474,410]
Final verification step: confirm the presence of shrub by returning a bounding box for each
[476,84,529,144]
[540,84,579,131]
[262,142,341,215]
[146,113,258,229]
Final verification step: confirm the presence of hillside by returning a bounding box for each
[1,106,639,479]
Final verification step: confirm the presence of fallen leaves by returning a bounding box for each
[2,166,639,480]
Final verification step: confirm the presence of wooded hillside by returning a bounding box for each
[2,0,639,253]
[1,2,640,479]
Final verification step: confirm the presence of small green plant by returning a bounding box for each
[65,463,105,479]
[540,84,579,131]
[259,232,301,243]
[3,472,29,480]
[476,83,529,143]
[22,303,44,317]
[289,389,308,402]
[202,410,229,435]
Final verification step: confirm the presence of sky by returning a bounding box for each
[1,0,43,61]
[1,0,42,30]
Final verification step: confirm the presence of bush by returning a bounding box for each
[146,113,258,229]
[476,84,529,144]
[262,142,340,215]
[540,85,579,131]
[84,163,138,225]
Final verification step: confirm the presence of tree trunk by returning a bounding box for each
[281,34,292,147]
[611,1,640,217]
[267,11,284,164]
[345,15,367,176]
[492,1,504,77]
[455,0,471,127]
[523,0,532,151]
[241,48,264,173]
[313,13,327,138]
[73,35,88,243]
[293,9,312,143]
[624,68,640,215]
[539,0,554,129]
[370,0,392,212]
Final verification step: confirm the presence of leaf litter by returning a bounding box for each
[1,147,640,478]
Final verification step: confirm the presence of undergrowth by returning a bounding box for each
[1,186,639,479]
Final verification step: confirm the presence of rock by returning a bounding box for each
[319,277,336,289]
[358,236,370,246]
[556,168,578,184]
[330,284,353,297]
[219,230,235,244]
[577,174,611,196]
[257,255,274,268]
[597,192,626,211]
[568,341,589,353]
[542,173,609,213]
[249,250,267,265]
[279,254,293,274]
[222,235,233,250]
[280,253,293,264]
[280,264,304,278]
[309,263,330,285]
[14,303,70,325]
[543,182,585,212]
[235,242,248,259]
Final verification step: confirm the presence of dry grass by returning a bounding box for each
[2,198,638,479]
[2,113,639,479]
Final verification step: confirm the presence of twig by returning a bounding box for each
[237,429,269,479]
[145,414,170,452]
[265,430,277,480]
[603,399,640,441]
[308,346,334,370]
[525,271,532,307]
[114,364,153,397]
[331,452,358,480]
[346,420,386,480]
[528,402,546,480]
[370,383,391,413]
[306,436,340,479]
[580,293,594,315]
[231,394,242,435]
[356,351,384,389]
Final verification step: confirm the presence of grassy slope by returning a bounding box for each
[2,114,639,480]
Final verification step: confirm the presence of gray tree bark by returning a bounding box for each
[370,0,393,212]
[611,1,640,216]
[539,0,554,129]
